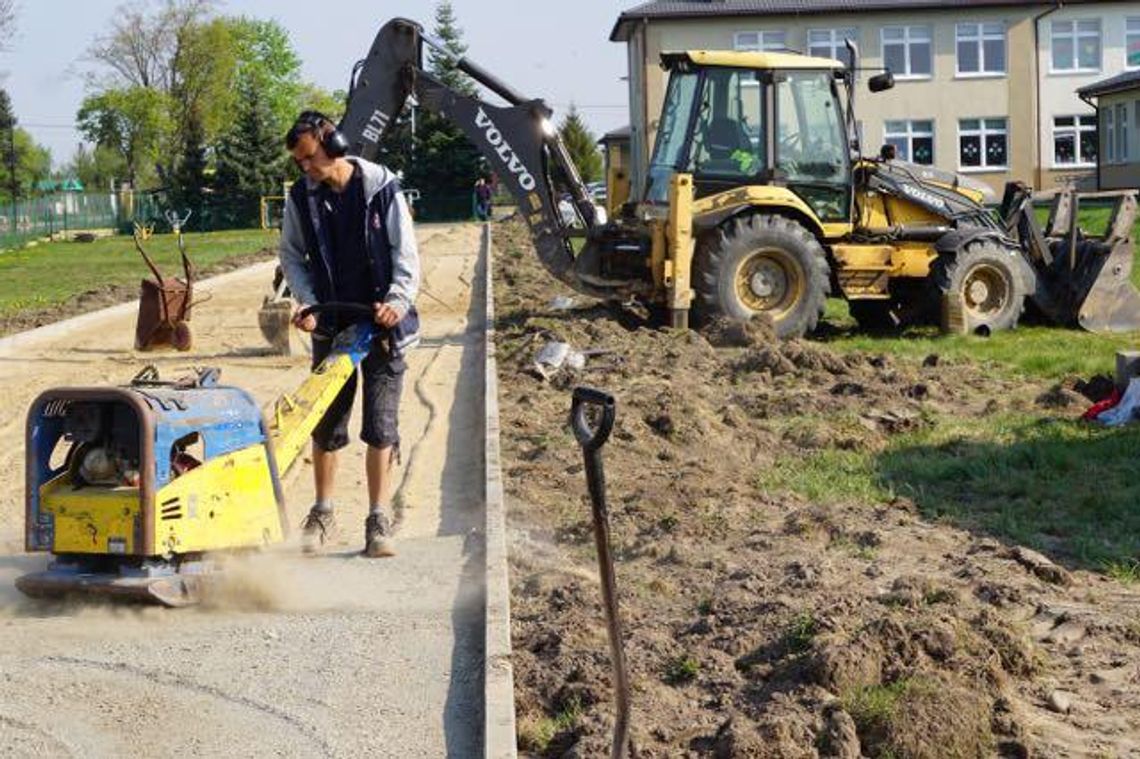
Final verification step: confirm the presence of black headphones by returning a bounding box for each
[295,110,349,158]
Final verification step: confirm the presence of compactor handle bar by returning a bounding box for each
[297,302,376,320]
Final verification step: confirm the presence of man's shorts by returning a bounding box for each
[310,333,406,452]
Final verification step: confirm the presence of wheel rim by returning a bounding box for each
[734,247,804,316]
[960,263,1009,320]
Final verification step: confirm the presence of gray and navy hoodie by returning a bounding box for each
[278,157,420,355]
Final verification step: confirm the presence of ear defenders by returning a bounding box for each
[297,110,350,158]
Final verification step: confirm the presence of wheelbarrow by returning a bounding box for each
[132,211,195,352]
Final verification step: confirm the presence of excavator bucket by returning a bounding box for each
[1004,184,1140,332]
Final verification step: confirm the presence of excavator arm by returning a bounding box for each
[338,18,630,296]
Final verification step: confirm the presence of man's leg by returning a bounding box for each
[300,335,356,551]
[361,346,405,558]
[365,444,394,508]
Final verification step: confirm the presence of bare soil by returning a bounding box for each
[493,219,1140,758]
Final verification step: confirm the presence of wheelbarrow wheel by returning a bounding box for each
[172,321,193,351]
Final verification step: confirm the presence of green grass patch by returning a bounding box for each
[0,229,276,319]
[782,612,820,655]
[663,653,700,685]
[759,409,1140,569]
[516,697,583,753]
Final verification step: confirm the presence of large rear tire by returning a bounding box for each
[933,240,1030,335]
[694,214,830,339]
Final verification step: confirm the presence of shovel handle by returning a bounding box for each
[571,387,615,452]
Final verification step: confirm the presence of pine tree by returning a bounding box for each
[0,88,17,201]
[168,109,207,224]
[401,1,485,220]
[213,85,286,227]
[559,104,602,185]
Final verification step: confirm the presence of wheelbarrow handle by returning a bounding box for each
[571,387,616,452]
[132,233,165,285]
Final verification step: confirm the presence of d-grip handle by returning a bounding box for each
[570,387,616,452]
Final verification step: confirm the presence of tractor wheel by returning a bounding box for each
[933,240,1030,335]
[694,214,830,339]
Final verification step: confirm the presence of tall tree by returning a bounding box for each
[401,2,485,220]
[212,85,286,227]
[558,104,602,184]
[77,86,170,187]
[85,0,214,91]
[0,0,17,51]
[167,107,206,219]
[228,17,303,135]
[0,87,16,200]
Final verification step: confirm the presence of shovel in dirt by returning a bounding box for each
[570,386,632,759]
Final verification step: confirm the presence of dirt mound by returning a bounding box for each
[493,219,1140,757]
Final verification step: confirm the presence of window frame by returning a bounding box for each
[883,118,935,165]
[1049,18,1102,74]
[955,22,1007,78]
[881,25,933,80]
[807,27,858,68]
[734,30,788,53]
[1052,113,1098,168]
[957,117,1009,172]
[1128,17,1140,70]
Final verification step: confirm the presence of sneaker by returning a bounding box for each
[300,507,336,553]
[364,513,396,558]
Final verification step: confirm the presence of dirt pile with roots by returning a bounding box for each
[492,218,1140,758]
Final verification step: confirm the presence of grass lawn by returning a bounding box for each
[774,204,1140,570]
[0,228,277,319]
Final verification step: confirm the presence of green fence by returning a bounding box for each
[0,193,119,250]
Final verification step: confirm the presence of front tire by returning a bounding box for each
[694,214,830,339]
[933,240,1030,335]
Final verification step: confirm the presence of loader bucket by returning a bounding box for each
[258,296,294,354]
[1036,191,1140,333]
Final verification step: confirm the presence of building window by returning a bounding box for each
[1117,103,1130,163]
[882,26,932,78]
[956,23,1005,75]
[1051,19,1101,73]
[1128,18,1140,69]
[959,118,1008,169]
[735,30,787,52]
[808,28,857,67]
[1053,114,1097,166]
[884,119,934,164]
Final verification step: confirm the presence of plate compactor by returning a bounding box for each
[17,305,376,607]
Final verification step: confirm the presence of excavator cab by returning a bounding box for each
[645,53,852,224]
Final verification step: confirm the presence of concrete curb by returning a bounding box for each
[482,222,518,758]
[0,260,277,357]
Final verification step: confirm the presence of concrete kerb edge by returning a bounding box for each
[0,260,278,357]
[483,222,518,758]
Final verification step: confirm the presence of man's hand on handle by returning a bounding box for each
[373,302,403,329]
[292,305,317,333]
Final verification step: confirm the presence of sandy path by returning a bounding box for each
[0,223,487,757]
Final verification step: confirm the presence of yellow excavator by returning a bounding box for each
[339,18,1140,338]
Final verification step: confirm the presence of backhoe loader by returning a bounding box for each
[338,18,1140,337]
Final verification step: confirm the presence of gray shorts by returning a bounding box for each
[310,334,405,452]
